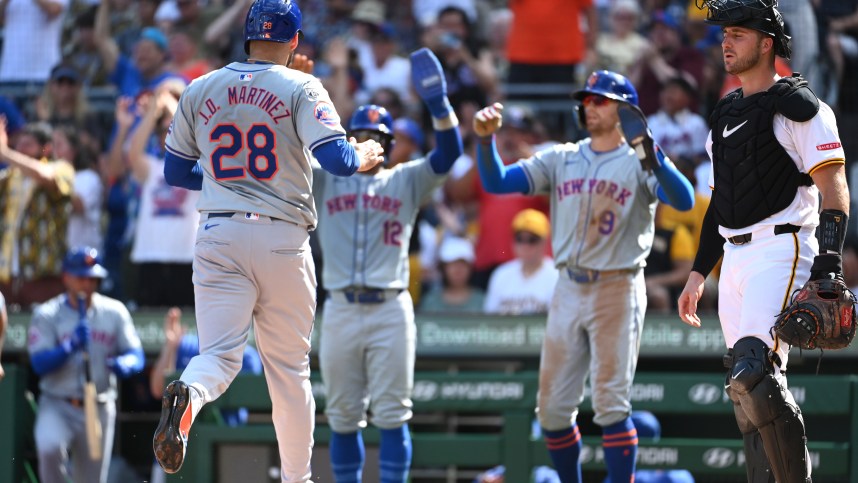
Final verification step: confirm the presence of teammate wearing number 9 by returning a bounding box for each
[154,0,386,481]
[473,70,694,483]
[314,48,462,483]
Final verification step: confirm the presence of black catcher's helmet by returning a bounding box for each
[697,0,791,59]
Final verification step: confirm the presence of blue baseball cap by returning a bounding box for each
[651,10,681,31]
[140,27,169,51]
[392,117,424,147]
[63,246,108,279]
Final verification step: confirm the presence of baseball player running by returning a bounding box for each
[28,247,144,483]
[315,47,462,483]
[678,1,849,481]
[151,0,384,480]
[473,71,694,482]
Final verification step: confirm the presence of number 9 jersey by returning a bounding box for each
[165,62,347,229]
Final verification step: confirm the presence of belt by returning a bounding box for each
[726,224,801,246]
[65,397,106,407]
[336,288,404,304]
[565,268,637,284]
[207,212,236,219]
[205,212,284,222]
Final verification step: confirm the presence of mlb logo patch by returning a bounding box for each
[314,101,340,127]
[240,73,253,81]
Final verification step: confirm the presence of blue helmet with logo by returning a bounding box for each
[573,70,639,106]
[349,104,394,135]
[348,104,395,159]
[244,0,303,55]
[63,246,108,279]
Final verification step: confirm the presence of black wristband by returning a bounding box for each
[809,253,843,281]
[819,209,848,254]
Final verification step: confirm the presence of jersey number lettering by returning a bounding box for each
[210,124,278,180]
[598,210,616,235]
[383,220,402,246]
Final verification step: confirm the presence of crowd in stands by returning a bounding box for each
[2,0,858,315]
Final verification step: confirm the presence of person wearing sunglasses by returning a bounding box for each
[313,48,463,483]
[473,69,694,483]
[484,208,558,315]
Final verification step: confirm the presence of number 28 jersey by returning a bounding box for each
[165,61,347,229]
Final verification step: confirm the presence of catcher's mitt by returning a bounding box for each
[773,278,858,350]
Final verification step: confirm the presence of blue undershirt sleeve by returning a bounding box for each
[31,345,72,376]
[654,149,695,211]
[428,127,464,174]
[164,151,203,190]
[475,136,530,194]
[312,139,360,177]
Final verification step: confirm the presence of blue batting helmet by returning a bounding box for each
[573,70,639,106]
[348,104,395,160]
[349,104,394,135]
[63,247,108,279]
[244,0,303,55]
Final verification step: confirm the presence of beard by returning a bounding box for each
[725,46,762,75]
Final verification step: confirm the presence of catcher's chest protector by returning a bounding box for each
[709,77,814,229]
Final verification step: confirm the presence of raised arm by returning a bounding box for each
[0,118,70,192]
[410,48,463,174]
[472,103,529,194]
[94,0,120,74]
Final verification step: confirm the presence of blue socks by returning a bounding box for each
[379,425,412,483]
[330,431,365,483]
[543,424,583,482]
[602,417,638,483]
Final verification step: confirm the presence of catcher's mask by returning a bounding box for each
[697,0,791,59]
[572,70,638,131]
[348,104,395,159]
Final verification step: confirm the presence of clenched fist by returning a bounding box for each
[473,102,504,137]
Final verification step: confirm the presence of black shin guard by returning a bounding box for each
[726,338,811,483]
[729,395,775,483]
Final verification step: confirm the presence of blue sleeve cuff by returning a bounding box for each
[164,151,203,190]
[428,126,464,174]
[476,137,529,194]
[312,139,359,177]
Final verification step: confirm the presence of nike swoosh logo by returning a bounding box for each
[723,120,748,138]
[204,223,219,230]
[731,368,745,379]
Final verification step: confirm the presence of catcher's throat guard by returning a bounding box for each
[773,278,857,350]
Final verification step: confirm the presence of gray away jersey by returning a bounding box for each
[314,158,445,290]
[166,62,347,229]
[27,293,141,398]
[520,140,660,271]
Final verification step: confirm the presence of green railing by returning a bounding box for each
[169,372,858,483]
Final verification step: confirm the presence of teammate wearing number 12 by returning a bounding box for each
[314,47,462,483]
[473,70,694,482]
[153,0,385,481]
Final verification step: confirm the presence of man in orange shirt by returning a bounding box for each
[505,0,597,89]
